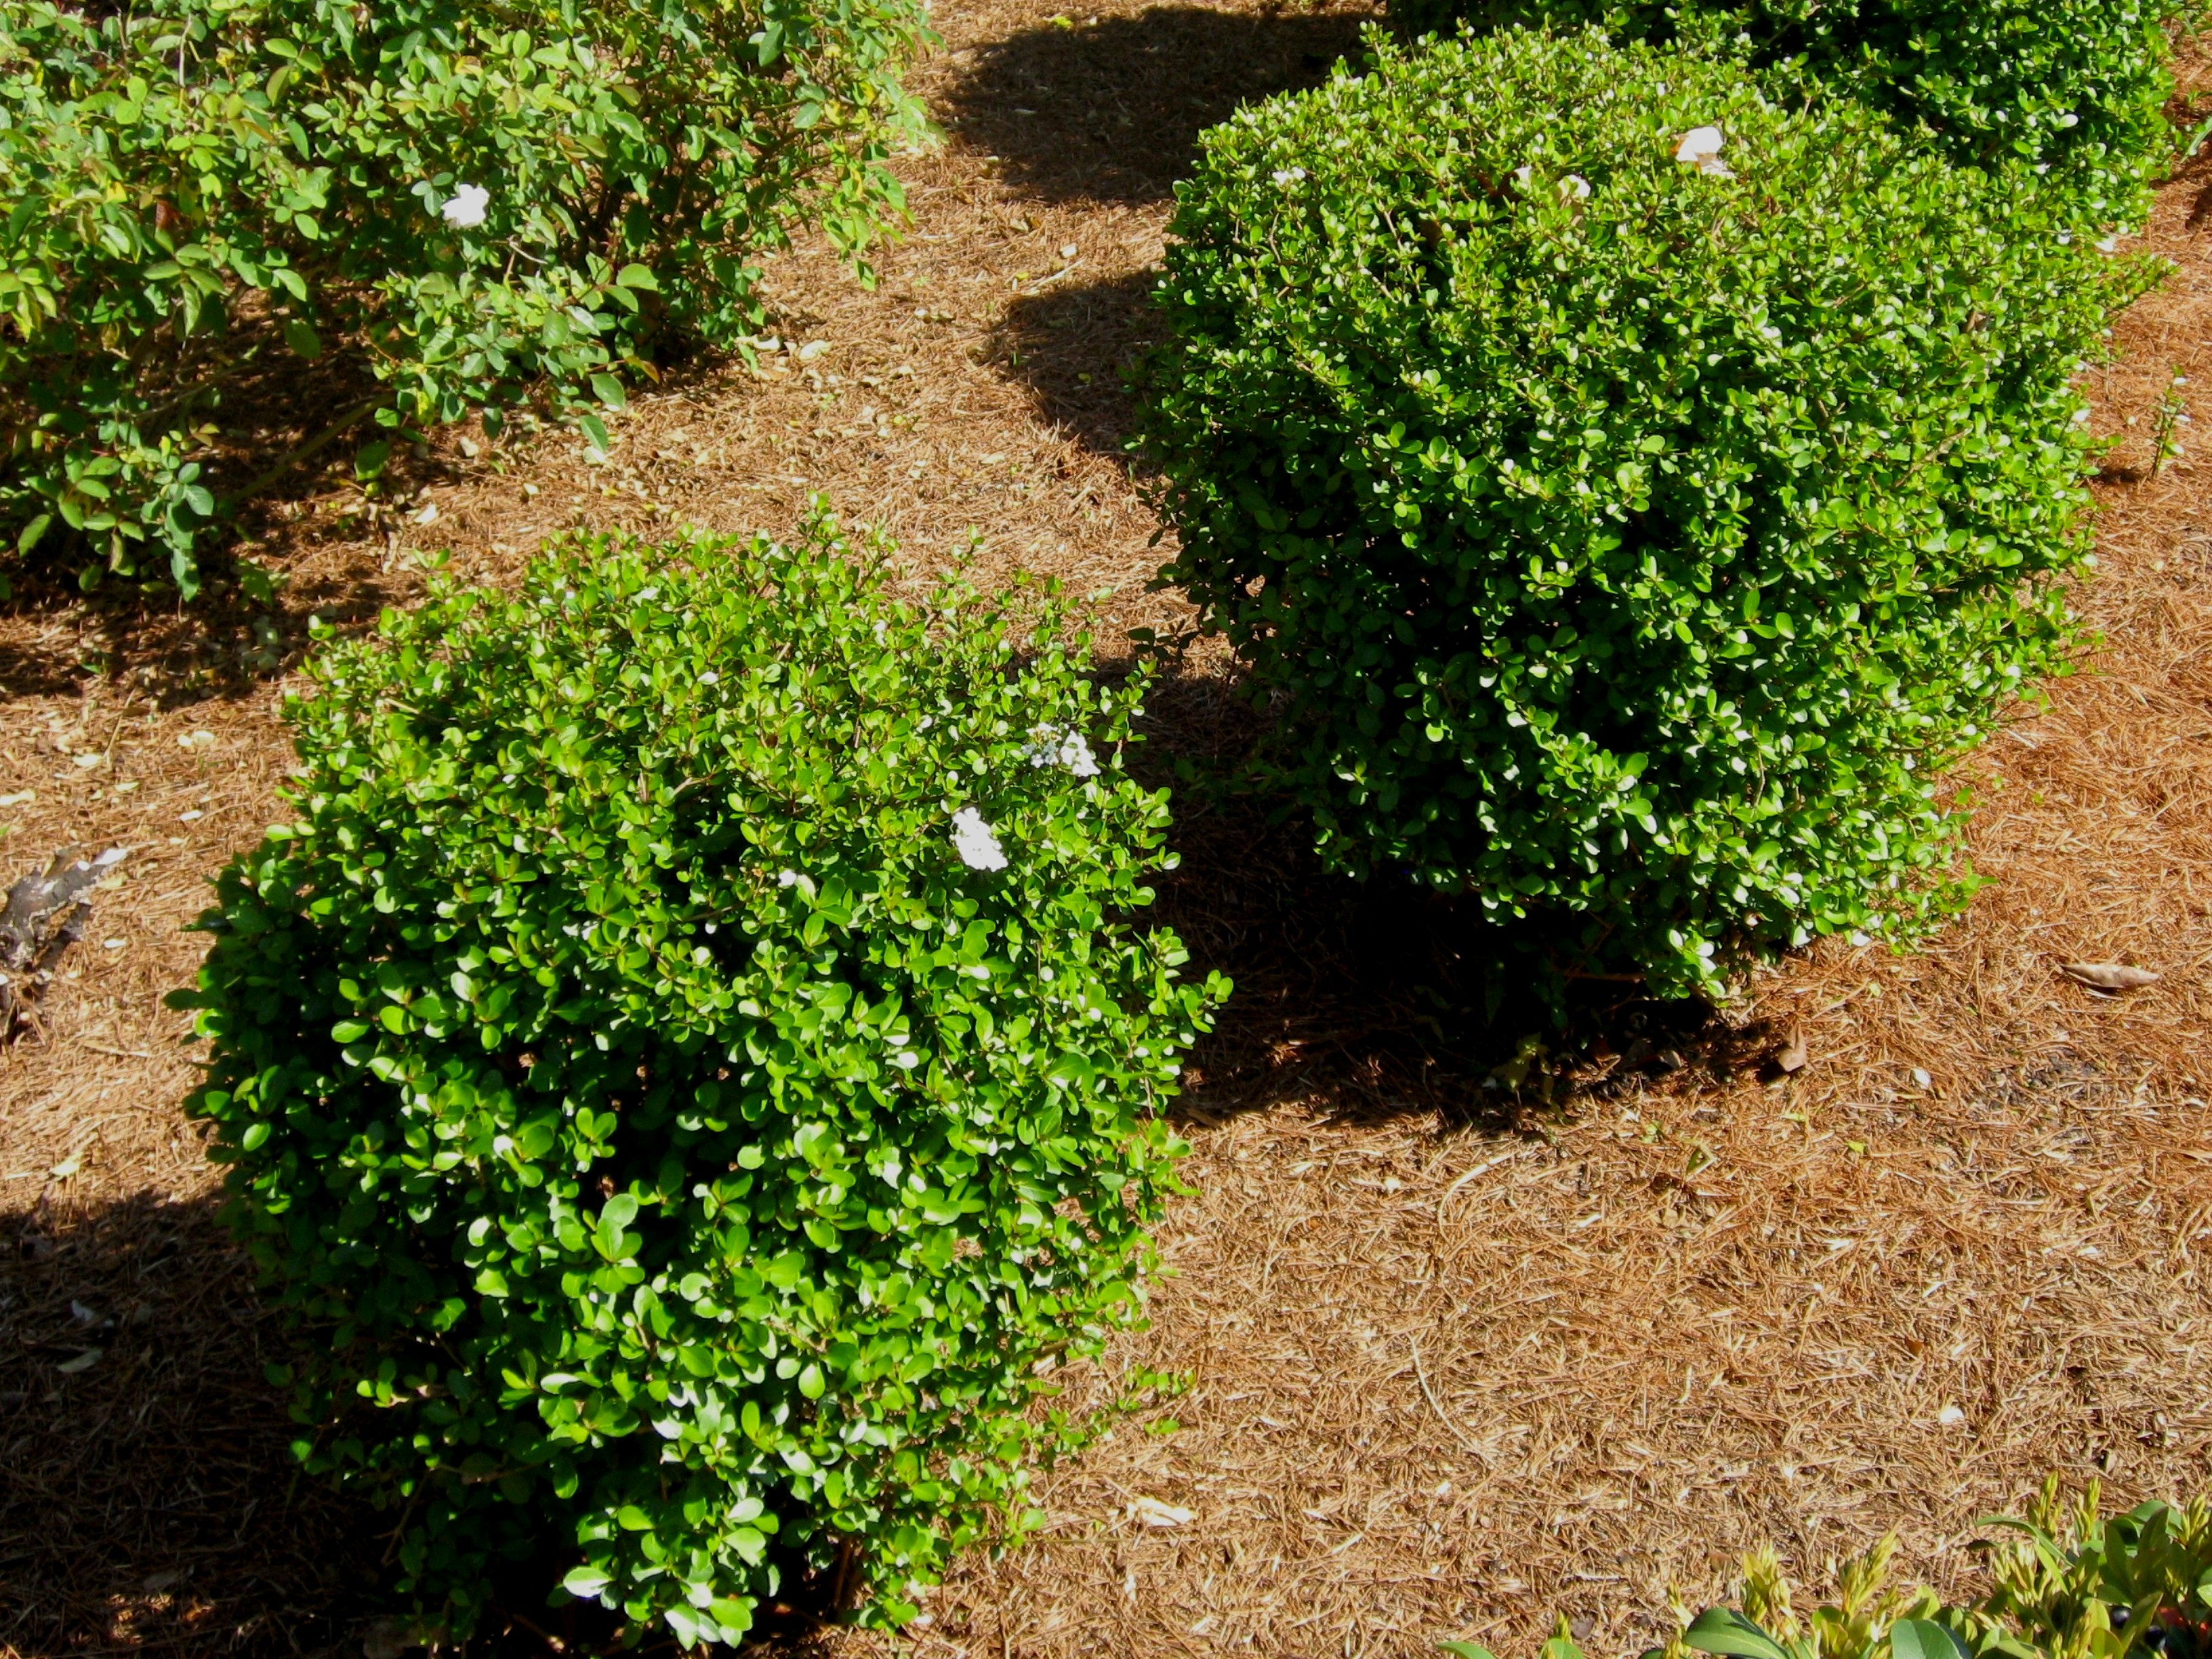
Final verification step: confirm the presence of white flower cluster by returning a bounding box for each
[1674,126,1732,178]
[1271,166,1307,187]
[1023,724,1100,777]
[439,182,490,228]
[951,806,1007,871]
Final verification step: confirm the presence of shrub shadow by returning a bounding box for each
[940,4,1376,205]
[1128,666,1768,1127]
[0,1189,377,1658]
[986,268,1160,464]
[0,1186,863,1657]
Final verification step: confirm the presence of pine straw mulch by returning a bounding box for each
[3,3,2211,1656]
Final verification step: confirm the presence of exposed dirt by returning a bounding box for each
[3,4,2211,1658]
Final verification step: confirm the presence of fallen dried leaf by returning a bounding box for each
[1776,1024,1808,1073]
[2061,961,2160,992]
[1129,1497,1193,1528]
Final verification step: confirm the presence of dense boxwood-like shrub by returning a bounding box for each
[174,518,1228,1641]
[0,0,926,595]
[1138,28,2133,997]
[1385,0,2186,229]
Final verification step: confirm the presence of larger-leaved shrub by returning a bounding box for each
[1442,1478,2212,1659]
[0,0,926,596]
[174,517,1228,1641]
[1385,0,2188,229]
[1138,28,2132,998]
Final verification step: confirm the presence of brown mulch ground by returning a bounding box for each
[4,5,2212,1657]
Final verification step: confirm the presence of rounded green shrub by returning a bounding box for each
[173,517,1228,1640]
[1382,0,2186,228]
[1137,28,2129,996]
[0,0,926,596]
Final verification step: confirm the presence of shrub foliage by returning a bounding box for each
[0,0,926,595]
[1447,1479,2212,1659]
[1138,29,2129,996]
[176,518,1227,1641]
[1385,0,2186,227]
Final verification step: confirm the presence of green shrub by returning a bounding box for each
[1441,1479,2212,1659]
[0,0,926,596]
[173,516,1229,1641]
[1384,0,2186,228]
[1136,28,2132,998]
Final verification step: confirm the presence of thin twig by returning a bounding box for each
[219,396,383,514]
[1408,1333,1482,1457]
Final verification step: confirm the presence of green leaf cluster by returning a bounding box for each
[172,513,1229,1641]
[1442,1480,2212,1659]
[0,0,928,596]
[1385,0,2188,229]
[1136,27,2135,998]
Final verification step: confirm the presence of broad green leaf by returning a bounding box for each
[1685,1609,1793,1659]
[1890,1620,1969,1659]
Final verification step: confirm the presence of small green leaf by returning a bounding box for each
[561,1565,611,1599]
[283,319,323,360]
[589,373,626,410]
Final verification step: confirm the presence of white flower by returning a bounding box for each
[440,182,490,229]
[1023,724,1099,777]
[1513,163,1534,190]
[1560,173,1591,201]
[777,869,800,887]
[1674,126,1732,178]
[951,807,1007,871]
[2096,236,2118,253]
[1271,166,1307,186]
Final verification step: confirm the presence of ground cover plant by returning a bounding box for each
[1138,26,2135,998]
[1382,0,2188,230]
[170,516,1228,1641]
[0,0,928,598]
[1445,1481,2212,1659]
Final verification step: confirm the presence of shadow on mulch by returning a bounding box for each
[986,270,1160,466]
[941,3,1376,205]
[0,1190,861,1659]
[0,346,427,712]
[0,1190,377,1659]
[1130,668,1771,1129]
[0,553,416,716]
